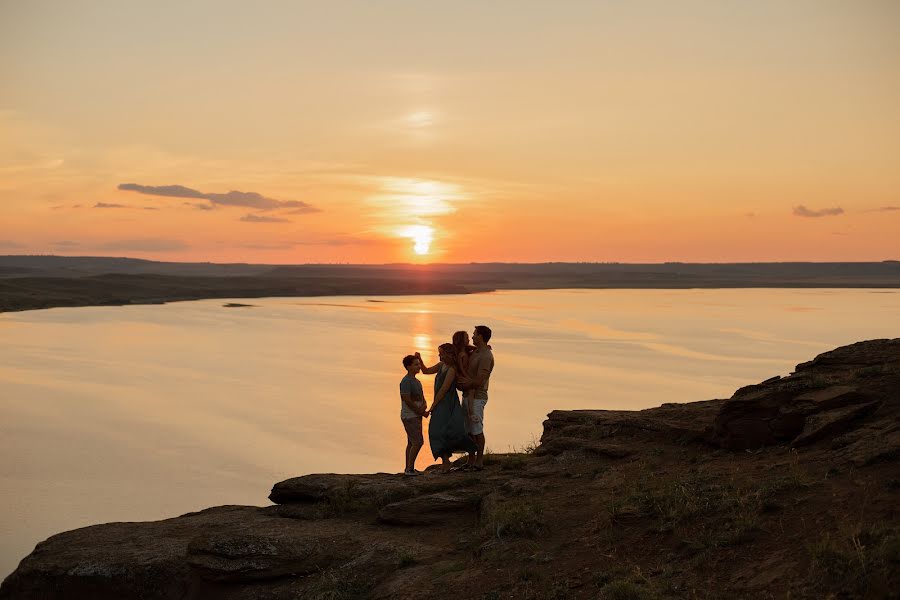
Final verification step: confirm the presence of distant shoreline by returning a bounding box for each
[1,256,899,313]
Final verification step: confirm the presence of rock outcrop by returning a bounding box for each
[713,339,900,460]
[2,339,898,600]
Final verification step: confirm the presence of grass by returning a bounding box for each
[397,548,417,568]
[807,525,900,597]
[598,579,658,600]
[307,567,371,600]
[485,498,544,539]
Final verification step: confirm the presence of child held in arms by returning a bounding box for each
[399,354,428,476]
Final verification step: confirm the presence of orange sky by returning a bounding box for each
[1,1,899,263]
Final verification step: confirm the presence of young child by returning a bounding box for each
[399,354,428,476]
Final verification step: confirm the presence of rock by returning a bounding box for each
[540,399,722,452]
[186,532,334,582]
[792,401,881,446]
[713,339,900,451]
[269,473,417,506]
[0,506,256,600]
[377,491,482,526]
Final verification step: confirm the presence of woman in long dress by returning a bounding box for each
[426,343,477,473]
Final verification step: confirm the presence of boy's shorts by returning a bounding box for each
[464,395,488,436]
[402,416,423,445]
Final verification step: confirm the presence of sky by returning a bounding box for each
[1,1,899,264]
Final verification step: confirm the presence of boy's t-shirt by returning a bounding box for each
[399,374,424,419]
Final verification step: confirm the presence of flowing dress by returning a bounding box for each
[428,365,478,459]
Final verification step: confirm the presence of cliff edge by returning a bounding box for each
[3,339,898,599]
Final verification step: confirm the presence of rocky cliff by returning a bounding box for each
[2,339,898,599]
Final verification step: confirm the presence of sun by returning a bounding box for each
[399,225,434,256]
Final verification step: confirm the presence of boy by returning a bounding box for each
[399,354,428,476]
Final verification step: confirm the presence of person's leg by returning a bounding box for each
[464,390,478,465]
[472,397,487,468]
[410,439,422,471]
[405,439,413,471]
[405,417,424,472]
[474,433,485,467]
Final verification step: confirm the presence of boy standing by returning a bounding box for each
[400,354,428,476]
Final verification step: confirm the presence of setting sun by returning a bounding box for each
[399,225,434,255]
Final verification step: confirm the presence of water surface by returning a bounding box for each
[1,288,898,578]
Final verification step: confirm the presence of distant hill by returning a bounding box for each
[1,255,899,313]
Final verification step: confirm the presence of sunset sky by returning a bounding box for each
[1,1,898,263]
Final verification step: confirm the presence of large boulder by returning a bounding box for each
[377,491,482,526]
[713,339,900,451]
[269,473,420,506]
[0,506,254,600]
[540,399,722,453]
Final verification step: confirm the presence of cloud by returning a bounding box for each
[239,242,299,250]
[184,202,214,211]
[52,240,81,248]
[869,206,900,212]
[118,183,206,199]
[98,239,189,252]
[793,205,844,218]
[240,214,291,223]
[94,202,128,208]
[143,206,159,211]
[0,240,26,249]
[237,236,382,249]
[119,183,318,212]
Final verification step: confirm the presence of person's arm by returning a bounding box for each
[458,352,470,377]
[468,363,492,389]
[414,352,441,375]
[428,367,455,413]
[400,393,423,416]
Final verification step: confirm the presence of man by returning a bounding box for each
[399,354,428,476]
[459,325,494,471]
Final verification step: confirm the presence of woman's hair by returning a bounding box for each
[438,343,460,371]
[451,331,468,354]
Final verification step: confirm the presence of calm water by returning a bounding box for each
[1,288,898,577]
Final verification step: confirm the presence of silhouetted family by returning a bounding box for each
[399,325,494,475]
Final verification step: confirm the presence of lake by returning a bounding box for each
[1,288,898,578]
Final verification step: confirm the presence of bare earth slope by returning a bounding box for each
[2,339,898,599]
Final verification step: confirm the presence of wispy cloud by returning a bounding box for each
[98,238,189,252]
[864,206,900,213]
[240,214,291,223]
[184,202,214,211]
[793,205,844,218]
[94,202,128,209]
[0,240,26,249]
[119,183,319,213]
[238,236,383,249]
[52,240,81,248]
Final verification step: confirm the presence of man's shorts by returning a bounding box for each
[464,395,488,436]
[402,416,423,445]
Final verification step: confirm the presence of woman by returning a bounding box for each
[426,343,477,472]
